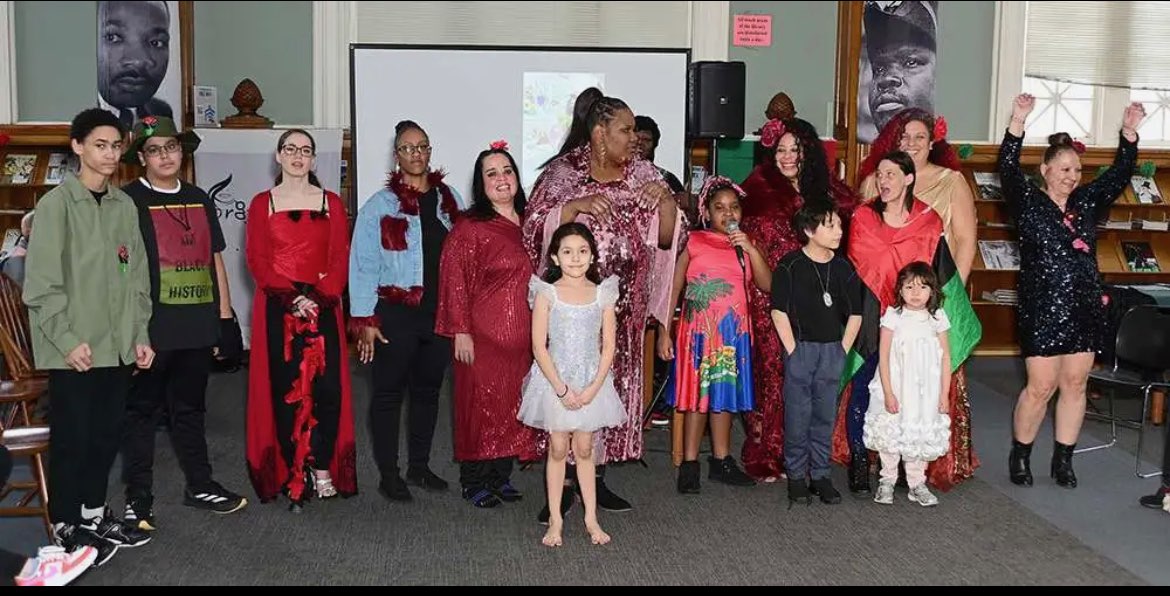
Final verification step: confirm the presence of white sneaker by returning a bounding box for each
[14,545,97,586]
[908,484,939,507]
[873,481,895,505]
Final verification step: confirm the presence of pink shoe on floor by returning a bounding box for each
[14,545,98,586]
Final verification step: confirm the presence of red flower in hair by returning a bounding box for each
[490,140,509,151]
[760,119,786,149]
[1071,140,1087,154]
[933,116,948,142]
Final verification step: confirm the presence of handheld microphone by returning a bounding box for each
[726,219,745,270]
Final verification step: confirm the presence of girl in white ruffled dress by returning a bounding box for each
[865,261,952,507]
[518,222,625,547]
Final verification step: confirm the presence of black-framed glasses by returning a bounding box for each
[396,144,432,156]
[143,142,182,158]
[281,144,315,157]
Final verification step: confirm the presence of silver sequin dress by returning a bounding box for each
[517,275,626,433]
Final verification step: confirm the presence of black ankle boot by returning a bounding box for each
[677,461,701,494]
[847,452,871,494]
[1009,440,1034,486]
[1051,441,1077,489]
[786,477,812,509]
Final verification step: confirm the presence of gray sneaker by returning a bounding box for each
[873,480,895,505]
[908,484,939,507]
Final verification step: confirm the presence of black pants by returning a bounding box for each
[370,302,451,482]
[268,297,342,472]
[459,458,514,491]
[1161,422,1170,488]
[121,348,214,495]
[48,366,132,525]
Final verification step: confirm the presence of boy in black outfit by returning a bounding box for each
[771,201,863,506]
[118,116,246,531]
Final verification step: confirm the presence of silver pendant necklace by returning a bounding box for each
[806,248,833,307]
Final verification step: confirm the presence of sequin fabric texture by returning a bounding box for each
[997,132,1137,357]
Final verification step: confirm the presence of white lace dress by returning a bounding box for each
[863,307,952,461]
[517,276,626,433]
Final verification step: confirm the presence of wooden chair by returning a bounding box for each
[0,272,52,538]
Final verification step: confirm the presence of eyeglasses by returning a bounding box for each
[396,144,432,156]
[143,141,182,158]
[281,144,315,157]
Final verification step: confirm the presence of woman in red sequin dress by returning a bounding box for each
[436,143,535,508]
[739,118,858,482]
[245,130,355,510]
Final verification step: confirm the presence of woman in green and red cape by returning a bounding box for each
[830,150,982,493]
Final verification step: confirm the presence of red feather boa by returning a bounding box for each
[386,170,460,222]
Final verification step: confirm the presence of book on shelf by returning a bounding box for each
[1120,241,1160,273]
[1,228,19,254]
[1,154,37,185]
[978,239,1020,270]
[973,172,1003,201]
[980,289,1018,305]
[1140,219,1169,232]
[1101,217,1135,230]
[44,153,69,185]
[1130,175,1164,204]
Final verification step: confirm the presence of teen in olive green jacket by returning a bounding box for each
[21,108,154,559]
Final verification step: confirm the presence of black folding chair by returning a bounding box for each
[1079,305,1170,478]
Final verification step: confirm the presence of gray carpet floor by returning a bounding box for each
[0,358,1155,585]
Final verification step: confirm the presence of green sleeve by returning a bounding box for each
[21,192,82,358]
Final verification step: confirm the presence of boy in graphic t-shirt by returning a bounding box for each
[119,116,247,531]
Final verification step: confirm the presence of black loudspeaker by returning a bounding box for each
[688,61,746,139]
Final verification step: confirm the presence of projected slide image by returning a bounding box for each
[522,72,605,184]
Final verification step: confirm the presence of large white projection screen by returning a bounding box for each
[351,45,689,210]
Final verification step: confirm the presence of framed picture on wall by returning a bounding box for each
[856,1,940,143]
[96,1,184,126]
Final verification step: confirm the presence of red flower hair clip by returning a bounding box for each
[1071,140,1087,155]
[932,115,948,142]
[759,119,786,149]
[489,140,509,151]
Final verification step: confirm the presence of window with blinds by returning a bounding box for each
[353,1,691,48]
[1025,1,1170,91]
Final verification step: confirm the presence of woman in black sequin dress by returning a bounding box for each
[1000,93,1145,490]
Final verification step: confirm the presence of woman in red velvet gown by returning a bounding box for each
[436,143,535,508]
[739,118,858,481]
[245,129,356,511]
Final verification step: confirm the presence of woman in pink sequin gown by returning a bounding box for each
[522,94,684,512]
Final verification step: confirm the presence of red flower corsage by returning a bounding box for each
[490,140,509,151]
[118,245,130,273]
[933,115,948,142]
[760,119,786,149]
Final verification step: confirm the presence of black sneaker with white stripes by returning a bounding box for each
[183,481,248,514]
[123,493,157,532]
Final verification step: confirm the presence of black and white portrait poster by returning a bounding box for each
[857,1,938,143]
[97,1,181,127]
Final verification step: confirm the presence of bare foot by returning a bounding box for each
[585,519,610,545]
[542,519,563,548]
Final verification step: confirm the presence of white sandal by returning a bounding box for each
[314,473,338,499]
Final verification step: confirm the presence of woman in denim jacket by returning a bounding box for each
[350,120,466,502]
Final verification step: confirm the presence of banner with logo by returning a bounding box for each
[193,128,344,347]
